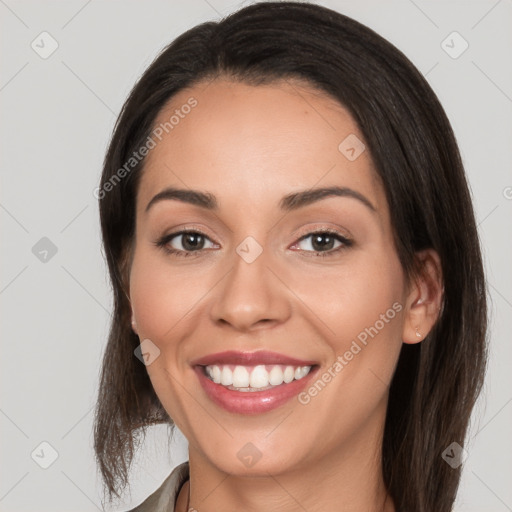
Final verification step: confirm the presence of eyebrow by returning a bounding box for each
[145,185,376,214]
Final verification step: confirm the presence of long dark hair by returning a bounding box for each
[94,3,488,511]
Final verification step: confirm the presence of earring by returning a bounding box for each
[415,327,422,339]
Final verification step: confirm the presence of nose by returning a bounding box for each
[209,243,291,332]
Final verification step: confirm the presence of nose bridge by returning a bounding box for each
[209,235,290,330]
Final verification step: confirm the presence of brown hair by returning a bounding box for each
[93,3,488,511]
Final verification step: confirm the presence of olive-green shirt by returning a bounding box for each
[126,461,189,512]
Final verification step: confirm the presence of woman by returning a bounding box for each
[93,2,488,511]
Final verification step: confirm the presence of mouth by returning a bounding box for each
[191,350,319,414]
[201,363,313,391]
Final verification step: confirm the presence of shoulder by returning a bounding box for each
[124,461,190,512]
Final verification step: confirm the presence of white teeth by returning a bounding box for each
[283,366,295,383]
[232,366,250,388]
[269,365,284,386]
[204,364,312,390]
[211,365,221,384]
[221,366,233,386]
[250,365,269,388]
[295,366,309,379]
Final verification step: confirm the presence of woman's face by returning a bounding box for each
[129,78,413,477]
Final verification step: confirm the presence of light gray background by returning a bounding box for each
[1,1,511,511]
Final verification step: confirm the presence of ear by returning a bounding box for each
[402,249,444,344]
[131,313,139,335]
[119,240,137,334]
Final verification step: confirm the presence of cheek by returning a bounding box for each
[329,253,406,389]
[291,251,406,410]
[129,246,210,341]
[128,247,204,424]
[292,254,405,440]
[291,251,405,350]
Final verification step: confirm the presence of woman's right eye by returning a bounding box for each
[154,230,216,257]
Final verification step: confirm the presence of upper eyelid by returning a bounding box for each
[164,221,352,238]
[295,226,350,240]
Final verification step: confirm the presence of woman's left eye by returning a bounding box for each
[154,229,352,258]
[291,231,352,257]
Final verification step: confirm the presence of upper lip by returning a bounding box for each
[190,350,318,367]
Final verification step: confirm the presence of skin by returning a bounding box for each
[128,78,443,512]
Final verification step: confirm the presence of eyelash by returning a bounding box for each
[154,228,353,258]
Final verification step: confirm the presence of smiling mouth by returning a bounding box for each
[199,363,315,392]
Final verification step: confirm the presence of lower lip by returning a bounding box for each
[194,365,318,415]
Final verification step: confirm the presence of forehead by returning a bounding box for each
[137,78,385,217]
